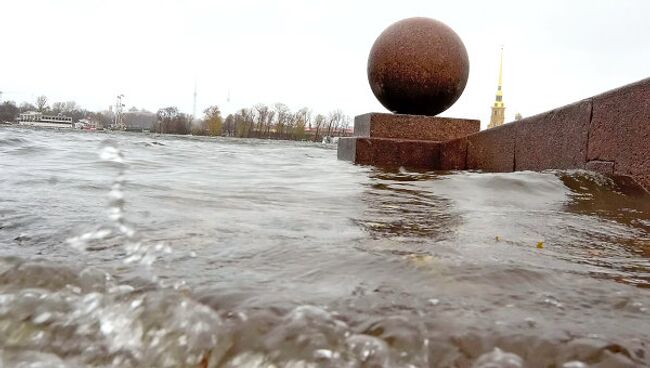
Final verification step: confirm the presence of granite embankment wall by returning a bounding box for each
[439,77,650,191]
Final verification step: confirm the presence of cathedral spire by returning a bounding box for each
[497,46,504,90]
[488,46,506,129]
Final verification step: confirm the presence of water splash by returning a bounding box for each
[66,142,171,267]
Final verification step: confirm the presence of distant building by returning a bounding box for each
[123,111,156,132]
[488,47,505,129]
[18,111,73,128]
[18,111,42,122]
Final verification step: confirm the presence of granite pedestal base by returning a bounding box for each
[353,113,480,141]
[338,113,480,169]
[337,137,442,168]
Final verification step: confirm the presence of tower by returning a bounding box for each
[112,94,125,130]
[488,47,505,129]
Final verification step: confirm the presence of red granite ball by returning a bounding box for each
[368,17,469,116]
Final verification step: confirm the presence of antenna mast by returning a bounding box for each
[113,94,125,130]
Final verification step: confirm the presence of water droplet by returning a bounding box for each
[33,312,52,324]
[313,349,335,360]
[562,361,588,368]
[473,347,523,368]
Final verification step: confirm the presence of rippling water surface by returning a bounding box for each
[1,127,649,367]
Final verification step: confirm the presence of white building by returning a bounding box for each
[19,111,73,128]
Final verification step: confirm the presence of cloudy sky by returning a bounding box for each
[1,0,648,129]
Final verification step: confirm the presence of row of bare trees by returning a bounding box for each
[220,103,351,141]
[156,103,352,141]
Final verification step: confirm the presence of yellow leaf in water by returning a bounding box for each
[536,241,544,249]
[495,235,500,241]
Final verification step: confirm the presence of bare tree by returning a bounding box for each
[339,115,352,136]
[326,110,343,137]
[0,101,19,122]
[313,114,326,142]
[156,106,182,134]
[243,108,256,137]
[51,102,65,114]
[286,112,299,139]
[36,95,48,112]
[224,114,235,136]
[273,103,290,139]
[63,101,78,113]
[254,104,270,137]
[234,108,255,137]
[233,110,246,137]
[19,102,36,113]
[202,105,223,136]
[265,110,275,137]
[293,108,309,140]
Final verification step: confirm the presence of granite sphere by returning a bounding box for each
[367,17,469,116]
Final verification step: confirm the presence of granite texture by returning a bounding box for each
[514,100,592,171]
[466,123,516,172]
[634,175,650,193]
[439,137,467,170]
[588,77,650,187]
[340,137,441,169]
[367,17,469,116]
[354,113,479,141]
[585,160,615,175]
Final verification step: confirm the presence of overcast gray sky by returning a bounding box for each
[1,0,649,129]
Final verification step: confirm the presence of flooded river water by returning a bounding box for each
[0,127,649,367]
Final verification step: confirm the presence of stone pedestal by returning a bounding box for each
[338,113,479,168]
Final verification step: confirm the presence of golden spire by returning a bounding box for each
[494,46,504,104]
[498,46,504,90]
[488,46,506,129]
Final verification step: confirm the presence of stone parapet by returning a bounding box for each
[514,100,592,171]
[587,78,650,191]
[339,77,650,192]
[467,123,516,172]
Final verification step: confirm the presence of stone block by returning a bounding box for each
[466,123,516,172]
[439,137,468,170]
[353,113,479,141]
[588,78,650,189]
[337,137,357,161]
[515,100,591,171]
[338,137,441,169]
